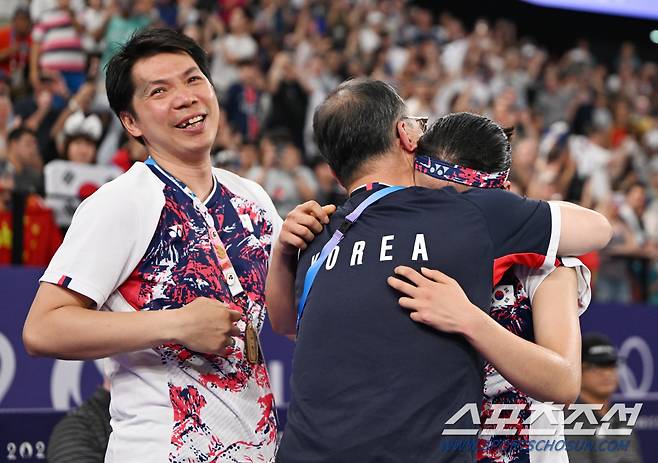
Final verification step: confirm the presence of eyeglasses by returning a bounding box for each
[403,116,428,133]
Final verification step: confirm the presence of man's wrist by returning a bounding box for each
[154,309,183,345]
[460,304,488,341]
[274,241,298,258]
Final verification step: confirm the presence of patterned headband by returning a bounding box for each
[414,155,510,189]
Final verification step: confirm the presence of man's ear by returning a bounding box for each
[120,111,143,139]
[503,180,511,191]
[396,120,417,153]
[329,165,347,189]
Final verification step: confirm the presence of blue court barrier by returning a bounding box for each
[0,266,656,461]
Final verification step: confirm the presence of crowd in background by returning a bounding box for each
[0,0,657,303]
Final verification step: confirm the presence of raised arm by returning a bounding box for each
[266,201,335,335]
[23,284,241,360]
[553,201,612,256]
[388,265,582,404]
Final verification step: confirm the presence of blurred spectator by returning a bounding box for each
[0,158,61,265]
[302,53,341,157]
[0,90,16,156]
[530,121,581,202]
[566,333,643,463]
[14,69,69,164]
[0,159,14,212]
[6,127,43,194]
[247,131,317,217]
[310,157,345,207]
[596,196,643,302]
[60,111,102,163]
[47,377,111,463]
[30,0,87,94]
[406,76,439,120]
[224,59,266,144]
[80,0,108,56]
[30,0,85,22]
[619,182,652,248]
[210,7,258,95]
[266,51,310,154]
[568,110,614,206]
[214,141,258,178]
[111,135,147,172]
[49,79,98,152]
[0,7,32,98]
[44,110,121,228]
[155,0,177,28]
[99,0,154,77]
[236,142,259,175]
[0,0,655,298]
[177,0,202,31]
[509,136,538,196]
[535,66,577,126]
[642,154,658,243]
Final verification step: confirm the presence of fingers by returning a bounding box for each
[387,275,419,297]
[228,309,242,322]
[394,266,454,287]
[280,234,308,251]
[393,266,430,287]
[228,325,241,337]
[301,200,330,225]
[286,222,316,243]
[420,267,454,284]
[398,297,421,310]
[321,204,337,217]
[286,207,324,234]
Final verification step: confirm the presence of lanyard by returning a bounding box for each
[145,157,246,299]
[296,185,405,331]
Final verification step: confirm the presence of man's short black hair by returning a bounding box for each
[417,112,512,174]
[105,28,212,121]
[7,126,36,144]
[312,78,406,185]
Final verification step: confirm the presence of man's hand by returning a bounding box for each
[174,297,242,354]
[387,266,481,334]
[278,201,336,255]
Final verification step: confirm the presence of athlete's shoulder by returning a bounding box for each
[94,162,163,198]
[399,186,483,213]
[74,162,165,219]
[402,185,465,201]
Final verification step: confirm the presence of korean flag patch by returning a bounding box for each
[491,285,514,307]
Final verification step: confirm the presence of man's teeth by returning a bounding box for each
[178,115,204,128]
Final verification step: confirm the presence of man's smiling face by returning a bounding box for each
[121,52,220,162]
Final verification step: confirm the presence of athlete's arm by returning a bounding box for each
[553,200,612,256]
[529,265,582,402]
[388,265,581,404]
[23,284,241,360]
[266,201,335,335]
[467,190,611,271]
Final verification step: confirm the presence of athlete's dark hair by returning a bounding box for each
[313,78,406,185]
[105,28,212,120]
[416,112,512,173]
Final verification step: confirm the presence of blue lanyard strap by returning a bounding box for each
[296,185,405,331]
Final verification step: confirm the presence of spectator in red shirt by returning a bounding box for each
[0,7,32,97]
